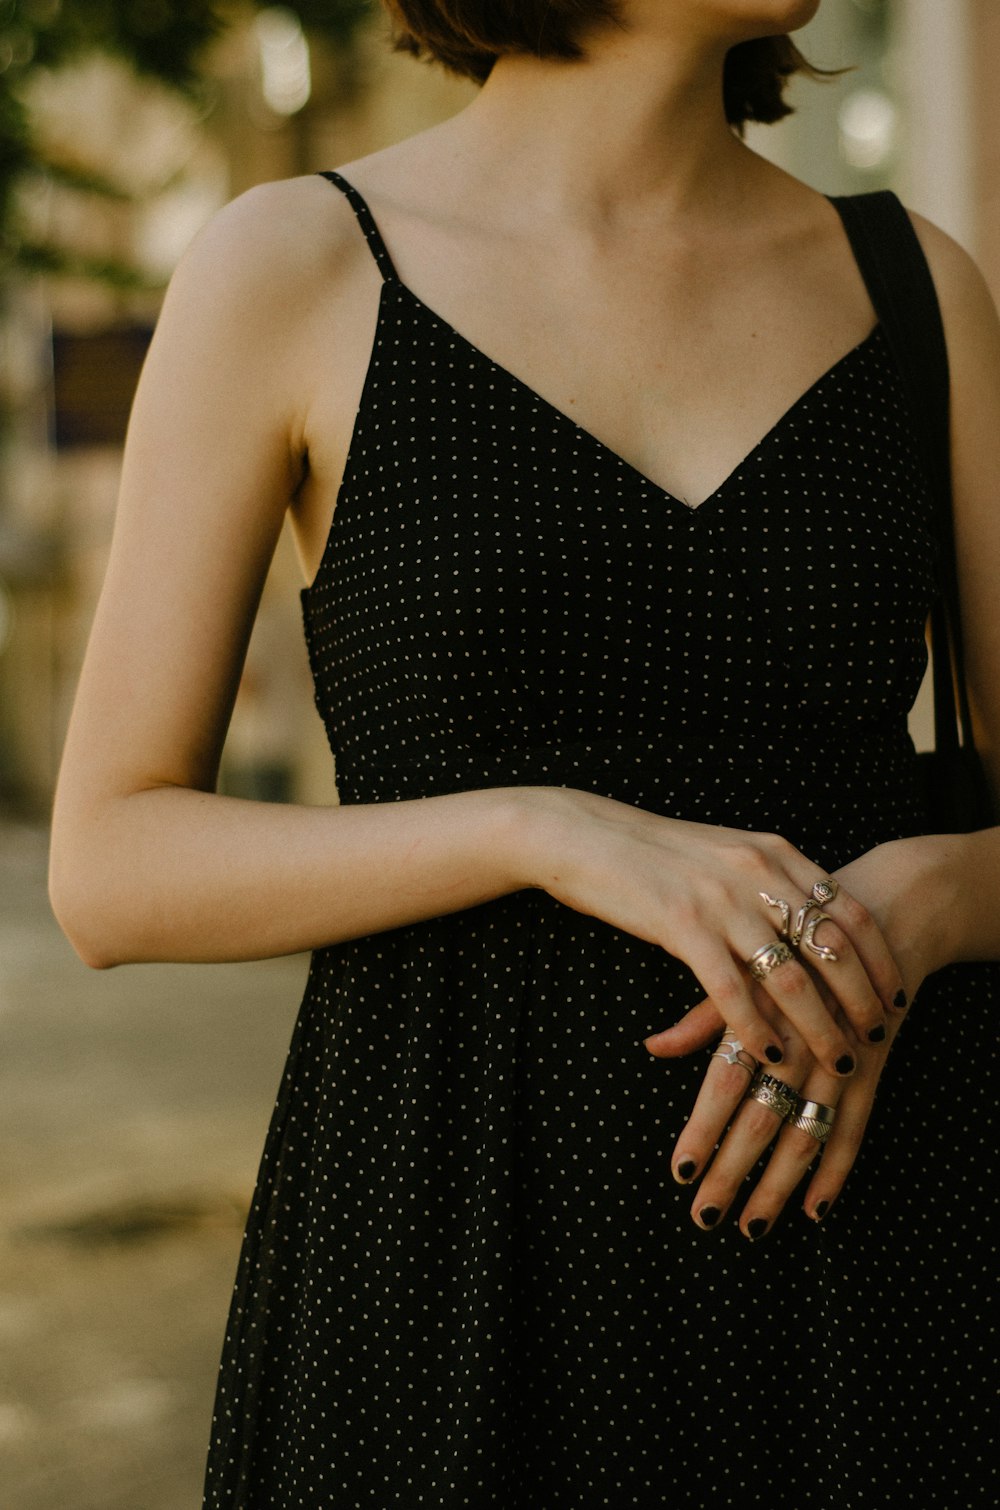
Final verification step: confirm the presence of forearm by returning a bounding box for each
[933,825,1000,963]
[49,783,546,969]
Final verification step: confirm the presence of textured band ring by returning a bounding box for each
[711,1033,757,1080]
[747,1069,799,1122]
[746,939,796,980]
[788,1098,837,1142]
[811,877,839,906]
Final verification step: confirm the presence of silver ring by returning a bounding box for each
[811,877,839,906]
[746,939,795,980]
[759,892,792,936]
[789,899,823,945]
[800,911,839,962]
[747,1069,799,1121]
[711,1033,757,1080]
[788,1099,837,1142]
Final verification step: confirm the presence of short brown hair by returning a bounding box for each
[379,0,834,133]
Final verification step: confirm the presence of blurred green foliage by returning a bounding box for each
[0,0,374,286]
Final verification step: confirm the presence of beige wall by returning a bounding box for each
[971,0,1000,302]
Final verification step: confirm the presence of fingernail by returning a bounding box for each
[893,989,908,1010]
[815,1200,829,1220]
[835,1054,855,1075]
[764,1044,783,1064]
[867,1024,886,1044]
[677,1158,697,1181]
[747,1217,769,1241]
[698,1206,720,1228]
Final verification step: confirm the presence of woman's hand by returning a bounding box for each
[524,788,905,1076]
[642,835,957,1234]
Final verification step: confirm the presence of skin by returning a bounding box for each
[48,1,1000,1240]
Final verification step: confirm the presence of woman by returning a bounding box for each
[49,0,1000,1504]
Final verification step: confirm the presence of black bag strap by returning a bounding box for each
[826,188,972,760]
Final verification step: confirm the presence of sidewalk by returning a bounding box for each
[0,818,304,1509]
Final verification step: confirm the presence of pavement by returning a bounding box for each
[0,816,305,1509]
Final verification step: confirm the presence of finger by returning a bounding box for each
[689,1056,811,1230]
[669,1031,759,1186]
[782,865,907,1017]
[802,1007,904,1220]
[672,945,789,1069]
[733,927,858,1079]
[738,1066,843,1239]
[788,913,889,1048]
[643,998,723,1055]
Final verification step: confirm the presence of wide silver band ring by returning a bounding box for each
[788,1098,837,1143]
[747,1069,799,1122]
[746,939,795,981]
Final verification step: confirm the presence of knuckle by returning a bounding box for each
[667,900,699,936]
[782,1127,825,1166]
[759,829,793,857]
[744,1102,784,1141]
[813,920,848,957]
[771,959,810,999]
[838,894,872,933]
[728,842,772,877]
[713,1062,756,1096]
[710,974,745,1011]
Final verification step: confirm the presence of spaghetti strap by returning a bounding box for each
[317,169,400,284]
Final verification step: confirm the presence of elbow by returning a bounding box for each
[47,839,122,971]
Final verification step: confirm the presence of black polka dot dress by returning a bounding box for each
[202,171,998,1507]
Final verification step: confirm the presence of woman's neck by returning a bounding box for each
[443,26,762,236]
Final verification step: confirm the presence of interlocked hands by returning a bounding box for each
[525,789,950,1238]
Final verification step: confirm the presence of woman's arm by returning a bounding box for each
[47,178,532,969]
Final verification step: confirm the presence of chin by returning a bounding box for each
[720,0,821,37]
[747,0,822,31]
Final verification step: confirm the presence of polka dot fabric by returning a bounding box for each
[202,172,997,1507]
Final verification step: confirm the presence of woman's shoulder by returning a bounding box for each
[901,203,1000,354]
[165,170,380,320]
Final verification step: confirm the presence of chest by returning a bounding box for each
[293,214,881,589]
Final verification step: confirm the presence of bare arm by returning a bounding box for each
[47,177,533,969]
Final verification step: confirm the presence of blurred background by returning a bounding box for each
[0,1,996,1505]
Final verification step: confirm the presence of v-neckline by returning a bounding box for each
[388,278,882,516]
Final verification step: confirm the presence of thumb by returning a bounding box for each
[643,998,723,1057]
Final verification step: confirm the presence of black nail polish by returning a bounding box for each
[764,1044,783,1064]
[867,1024,886,1044]
[699,1206,720,1228]
[747,1217,769,1241]
[677,1158,697,1181]
[893,989,908,1010]
[835,1054,855,1075]
[815,1200,830,1220]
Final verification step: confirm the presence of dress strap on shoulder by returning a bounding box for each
[317,169,400,284]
